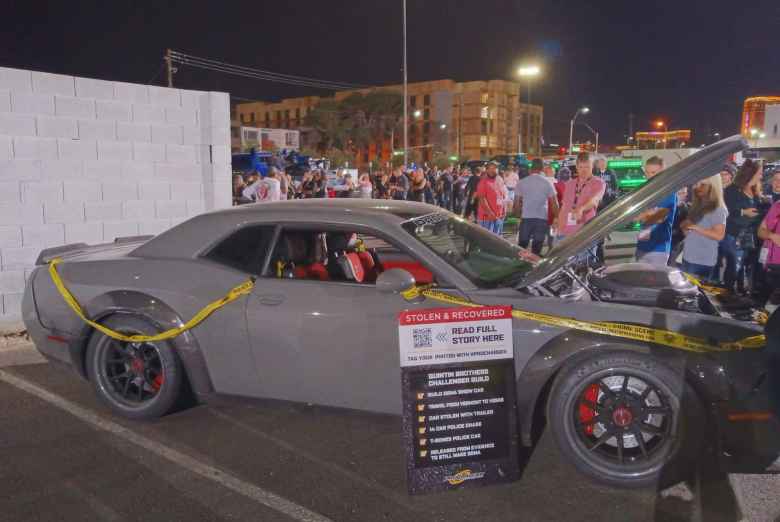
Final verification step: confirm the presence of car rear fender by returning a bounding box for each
[516,329,728,447]
[71,290,214,398]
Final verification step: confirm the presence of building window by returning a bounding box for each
[489,120,494,133]
[276,110,281,122]
[250,113,256,123]
[265,112,270,123]
[481,106,489,119]
[423,94,430,106]
[481,120,488,134]
[295,108,300,120]
[240,114,247,124]
[480,93,488,104]
[480,135,488,147]
[480,148,486,158]
[423,122,430,134]
[424,108,430,120]
[410,95,416,107]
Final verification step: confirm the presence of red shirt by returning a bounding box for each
[475,176,501,221]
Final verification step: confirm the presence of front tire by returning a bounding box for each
[85,315,183,420]
[547,351,703,489]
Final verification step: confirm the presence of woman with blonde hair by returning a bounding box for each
[680,174,728,279]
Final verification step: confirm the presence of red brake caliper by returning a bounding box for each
[579,383,600,435]
[152,375,164,391]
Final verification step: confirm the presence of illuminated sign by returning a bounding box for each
[608,159,644,169]
[617,178,646,188]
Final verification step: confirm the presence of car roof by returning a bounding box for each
[215,198,436,220]
[132,199,440,259]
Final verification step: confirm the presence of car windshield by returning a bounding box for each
[402,212,538,288]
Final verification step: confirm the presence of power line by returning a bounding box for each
[170,50,363,88]
[172,56,360,90]
[168,50,367,90]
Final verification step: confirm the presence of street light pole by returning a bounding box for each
[568,106,589,154]
[577,121,599,154]
[517,65,540,104]
[655,120,667,149]
[402,0,408,169]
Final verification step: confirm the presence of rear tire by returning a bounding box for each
[547,351,704,489]
[85,315,183,420]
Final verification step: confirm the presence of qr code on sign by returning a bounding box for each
[413,328,433,349]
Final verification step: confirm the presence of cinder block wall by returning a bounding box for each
[0,66,231,328]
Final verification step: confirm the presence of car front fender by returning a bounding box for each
[515,329,730,447]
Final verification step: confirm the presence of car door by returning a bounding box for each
[245,228,465,415]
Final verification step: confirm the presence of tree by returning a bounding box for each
[305,90,403,160]
[305,99,352,152]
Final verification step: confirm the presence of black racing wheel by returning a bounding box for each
[86,315,184,420]
[547,351,704,488]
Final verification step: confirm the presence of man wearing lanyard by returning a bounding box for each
[557,152,606,243]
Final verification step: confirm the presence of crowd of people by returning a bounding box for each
[232,152,780,309]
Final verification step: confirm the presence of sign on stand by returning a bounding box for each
[398,305,519,494]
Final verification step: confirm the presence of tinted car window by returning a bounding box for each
[206,225,275,273]
[402,213,536,288]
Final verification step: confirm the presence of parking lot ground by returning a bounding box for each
[0,346,774,521]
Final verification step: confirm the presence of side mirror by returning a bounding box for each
[376,268,416,295]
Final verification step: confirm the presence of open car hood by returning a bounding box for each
[519,134,749,288]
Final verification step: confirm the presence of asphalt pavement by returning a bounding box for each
[0,340,777,522]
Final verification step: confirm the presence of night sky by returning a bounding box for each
[2,0,778,146]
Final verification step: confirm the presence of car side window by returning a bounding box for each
[268,228,384,285]
[206,225,275,274]
[359,234,437,285]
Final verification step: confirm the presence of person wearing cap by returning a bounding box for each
[514,158,559,255]
[474,161,502,233]
[635,156,677,266]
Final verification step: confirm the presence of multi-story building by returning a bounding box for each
[741,96,780,137]
[635,129,692,149]
[234,79,544,165]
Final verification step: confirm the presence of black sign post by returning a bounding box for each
[398,305,519,494]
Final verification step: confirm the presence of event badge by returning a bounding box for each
[566,212,577,226]
[759,246,769,265]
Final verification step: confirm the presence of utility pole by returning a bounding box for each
[165,48,174,87]
[402,0,408,169]
[628,113,634,144]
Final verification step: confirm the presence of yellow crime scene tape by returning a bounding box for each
[48,256,765,352]
[48,258,255,343]
[401,285,766,354]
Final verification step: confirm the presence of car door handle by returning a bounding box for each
[255,294,285,306]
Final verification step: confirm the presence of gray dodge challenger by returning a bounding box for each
[22,135,780,488]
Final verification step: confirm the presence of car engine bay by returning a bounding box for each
[526,261,766,325]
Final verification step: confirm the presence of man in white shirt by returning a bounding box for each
[255,168,282,203]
